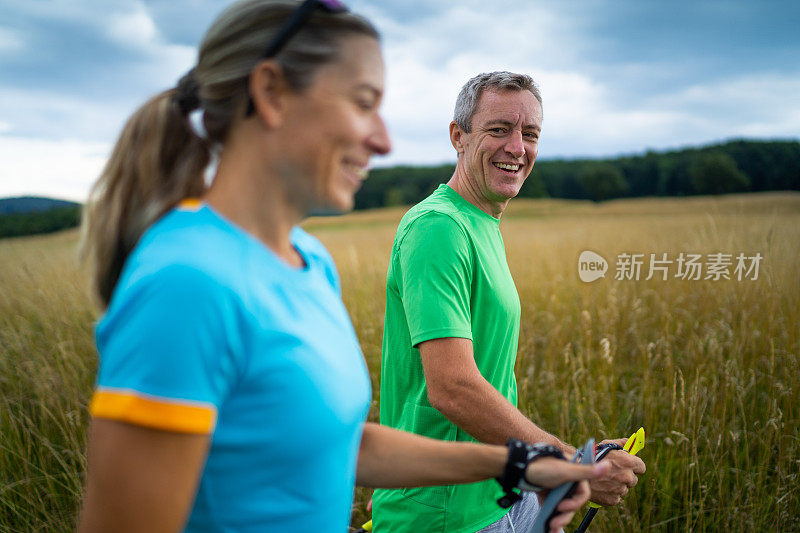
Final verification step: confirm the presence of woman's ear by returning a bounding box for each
[248,60,290,128]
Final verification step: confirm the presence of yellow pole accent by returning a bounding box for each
[588,427,645,509]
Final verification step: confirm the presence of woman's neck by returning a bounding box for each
[204,141,306,268]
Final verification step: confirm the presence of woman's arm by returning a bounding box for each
[357,421,505,488]
[356,421,607,489]
[78,418,210,533]
[356,423,607,532]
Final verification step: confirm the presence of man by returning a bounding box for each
[372,72,645,532]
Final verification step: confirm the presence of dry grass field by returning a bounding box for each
[1,192,798,531]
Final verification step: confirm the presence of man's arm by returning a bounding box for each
[419,337,569,450]
[419,336,645,506]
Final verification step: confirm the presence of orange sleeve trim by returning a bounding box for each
[89,388,217,434]
[177,199,204,212]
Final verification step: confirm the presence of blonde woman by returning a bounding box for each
[77,1,608,531]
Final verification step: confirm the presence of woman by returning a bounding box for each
[77,1,608,531]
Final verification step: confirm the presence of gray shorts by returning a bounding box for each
[476,491,541,533]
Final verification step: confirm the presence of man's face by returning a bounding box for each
[452,88,542,203]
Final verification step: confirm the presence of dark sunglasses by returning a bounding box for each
[245,0,349,116]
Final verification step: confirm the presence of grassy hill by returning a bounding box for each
[0,196,79,215]
[0,197,82,239]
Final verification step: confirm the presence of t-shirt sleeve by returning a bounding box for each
[89,264,241,434]
[397,212,473,346]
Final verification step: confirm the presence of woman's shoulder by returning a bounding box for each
[116,207,248,298]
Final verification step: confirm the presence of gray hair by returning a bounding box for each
[453,71,542,132]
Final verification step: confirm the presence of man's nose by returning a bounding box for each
[504,130,525,158]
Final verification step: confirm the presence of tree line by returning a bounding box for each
[0,206,82,239]
[354,139,800,208]
[2,139,797,239]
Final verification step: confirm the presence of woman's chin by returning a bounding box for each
[307,198,353,217]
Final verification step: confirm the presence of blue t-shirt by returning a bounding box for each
[89,202,371,532]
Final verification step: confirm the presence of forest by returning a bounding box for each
[0,205,81,239]
[354,139,800,208]
[1,139,797,239]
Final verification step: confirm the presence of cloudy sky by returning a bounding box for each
[1,0,798,201]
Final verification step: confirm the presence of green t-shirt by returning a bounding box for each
[373,184,521,532]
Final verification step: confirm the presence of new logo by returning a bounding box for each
[578,250,608,282]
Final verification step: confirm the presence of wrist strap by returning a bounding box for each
[595,442,623,461]
[496,440,565,508]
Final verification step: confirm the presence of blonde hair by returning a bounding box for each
[80,0,378,307]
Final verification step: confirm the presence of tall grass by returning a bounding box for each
[1,193,798,531]
[0,232,96,531]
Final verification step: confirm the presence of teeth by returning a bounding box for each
[493,162,519,171]
[344,163,368,179]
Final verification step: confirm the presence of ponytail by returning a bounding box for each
[80,78,210,308]
[80,0,379,308]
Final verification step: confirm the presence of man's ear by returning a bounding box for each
[449,121,465,155]
[248,60,290,128]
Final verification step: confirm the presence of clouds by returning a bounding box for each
[144,0,228,46]
[0,25,25,55]
[360,1,600,165]
[658,72,800,140]
[358,0,800,162]
[0,1,194,138]
[0,0,195,200]
[0,136,109,202]
[0,0,798,200]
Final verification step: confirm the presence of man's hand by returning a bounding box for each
[588,438,646,506]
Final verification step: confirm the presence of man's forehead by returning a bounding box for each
[474,89,542,128]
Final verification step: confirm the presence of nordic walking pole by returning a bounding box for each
[573,427,645,533]
[529,438,596,533]
[353,519,372,532]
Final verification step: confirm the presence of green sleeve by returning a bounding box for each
[396,211,473,346]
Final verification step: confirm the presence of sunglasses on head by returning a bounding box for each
[245,0,349,116]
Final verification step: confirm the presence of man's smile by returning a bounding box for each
[492,161,521,174]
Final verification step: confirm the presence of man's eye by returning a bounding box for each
[524,133,539,140]
[490,128,506,134]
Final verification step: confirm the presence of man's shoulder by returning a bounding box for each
[396,187,468,240]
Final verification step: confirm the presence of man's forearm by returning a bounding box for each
[431,376,575,455]
[419,337,575,455]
